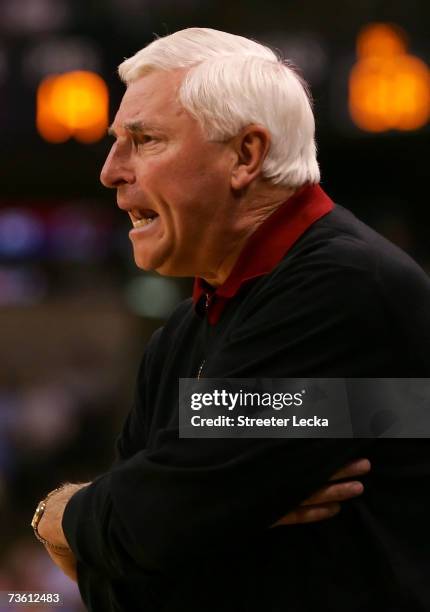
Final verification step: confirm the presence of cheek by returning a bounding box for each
[135,146,230,222]
[136,153,193,194]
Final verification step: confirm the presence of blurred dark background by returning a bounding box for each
[0,0,428,609]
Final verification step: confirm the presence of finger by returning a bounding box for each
[272,503,341,526]
[329,458,371,482]
[301,481,364,506]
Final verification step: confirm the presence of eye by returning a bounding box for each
[135,134,156,147]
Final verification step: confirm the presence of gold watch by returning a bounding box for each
[31,487,69,552]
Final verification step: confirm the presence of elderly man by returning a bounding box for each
[32,28,430,611]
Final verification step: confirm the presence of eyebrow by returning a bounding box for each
[107,120,164,137]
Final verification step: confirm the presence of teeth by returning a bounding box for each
[133,217,154,228]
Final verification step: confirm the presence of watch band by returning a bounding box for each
[31,487,70,553]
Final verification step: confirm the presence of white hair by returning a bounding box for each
[119,28,320,188]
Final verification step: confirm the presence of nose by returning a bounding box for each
[100,143,135,189]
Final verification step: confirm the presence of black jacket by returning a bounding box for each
[63,203,430,611]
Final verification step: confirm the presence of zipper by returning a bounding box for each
[197,293,211,380]
[197,359,206,380]
[197,293,210,379]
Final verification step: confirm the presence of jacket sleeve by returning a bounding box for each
[63,437,369,576]
[62,261,378,577]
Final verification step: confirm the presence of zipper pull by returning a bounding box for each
[197,359,206,380]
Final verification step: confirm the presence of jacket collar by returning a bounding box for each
[193,183,334,324]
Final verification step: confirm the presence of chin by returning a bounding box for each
[132,247,194,278]
[132,254,156,272]
[131,243,160,271]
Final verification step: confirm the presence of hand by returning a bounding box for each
[37,483,89,548]
[272,458,371,526]
[44,544,78,583]
[36,482,90,581]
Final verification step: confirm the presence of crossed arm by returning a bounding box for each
[35,458,371,583]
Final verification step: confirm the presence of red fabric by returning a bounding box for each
[193,183,334,324]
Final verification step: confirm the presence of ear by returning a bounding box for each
[230,125,271,191]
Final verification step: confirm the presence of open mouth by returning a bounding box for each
[130,208,159,228]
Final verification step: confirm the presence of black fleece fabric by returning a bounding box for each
[63,203,430,612]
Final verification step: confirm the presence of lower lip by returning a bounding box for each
[129,216,160,238]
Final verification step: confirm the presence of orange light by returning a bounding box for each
[349,23,430,132]
[357,23,407,59]
[37,71,109,143]
[36,76,71,143]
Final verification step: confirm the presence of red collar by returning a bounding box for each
[193,183,334,324]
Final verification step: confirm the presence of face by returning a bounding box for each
[100,69,237,277]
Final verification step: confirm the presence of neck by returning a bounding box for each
[202,184,297,287]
